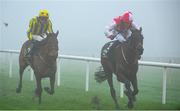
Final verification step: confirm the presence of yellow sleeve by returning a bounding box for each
[48,19,53,33]
[28,33,32,40]
[27,18,35,40]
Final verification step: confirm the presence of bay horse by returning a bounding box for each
[95,28,144,109]
[16,31,59,104]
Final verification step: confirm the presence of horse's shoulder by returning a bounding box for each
[21,40,32,49]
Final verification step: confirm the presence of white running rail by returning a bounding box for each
[0,49,180,104]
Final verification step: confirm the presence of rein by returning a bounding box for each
[121,45,129,64]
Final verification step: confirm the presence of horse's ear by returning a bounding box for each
[56,30,59,37]
[131,28,135,33]
[139,27,142,33]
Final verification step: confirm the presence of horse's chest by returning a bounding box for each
[33,62,56,77]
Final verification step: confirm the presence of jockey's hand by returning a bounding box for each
[40,33,47,38]
[108,35,115,40]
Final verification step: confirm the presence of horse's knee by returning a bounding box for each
[35,88,42,95]
[125,81,131,89]
[133,89,139,96]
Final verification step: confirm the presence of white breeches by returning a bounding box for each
[115,33,126,42]
[116,29,131,42]
[32,34,47,41]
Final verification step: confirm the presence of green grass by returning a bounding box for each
[0,58,180,110]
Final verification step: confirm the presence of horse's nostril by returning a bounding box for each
[137,47,144,55]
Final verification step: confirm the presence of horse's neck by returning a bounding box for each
[38,43,49,58]
[123,43,137,64]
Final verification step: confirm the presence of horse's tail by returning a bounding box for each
[94,66,108,83]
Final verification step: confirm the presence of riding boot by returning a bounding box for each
[107,40,120,59]
[26,43,34,59]
[26,40,38,59]
[31,40,39,55]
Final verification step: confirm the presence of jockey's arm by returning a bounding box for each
[27,18,35,40]
[47,19,53,33]
[104,21,118,40]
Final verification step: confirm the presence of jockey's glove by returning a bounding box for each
[40,33,47,38]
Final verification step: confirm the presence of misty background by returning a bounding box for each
[0,0,180,60]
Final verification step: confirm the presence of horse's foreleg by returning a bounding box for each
[118,76,133,108]
[107,74,120,109]
[131,75,138,102]
[116,65,133,108]
[49,75,55,94]
[16,64,27,93]
[35,77,42,104]
[117,75,133,108]
[44,75,55,95]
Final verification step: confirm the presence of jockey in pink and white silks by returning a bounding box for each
[105,11,138,43]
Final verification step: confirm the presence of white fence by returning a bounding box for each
[0,49,180,104]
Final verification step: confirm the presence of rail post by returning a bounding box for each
[30,68,34,81]
[9,52,13,78]
[162,67,167,104]
[120,83,124,98]
[85,61,90,92]
[57,58,61,86]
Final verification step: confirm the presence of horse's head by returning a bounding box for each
[128,27,144,59]
[45,31,59,60]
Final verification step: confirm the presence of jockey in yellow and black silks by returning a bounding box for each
[26,9,53,58]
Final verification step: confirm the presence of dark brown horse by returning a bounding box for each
[16,31,59,104]
[95,28,144,109]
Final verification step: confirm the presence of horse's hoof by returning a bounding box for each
[44,87,54,95]
[32,94,42,104]
[44,87,50,92]
[115,105,120,110]
[127,101,133,109]
[16,88,21,93]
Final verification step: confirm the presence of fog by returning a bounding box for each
[0,0,180,58]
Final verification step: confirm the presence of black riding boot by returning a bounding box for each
[26,40,38,59]
[26,43,34,59]
[107,40,121,61]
